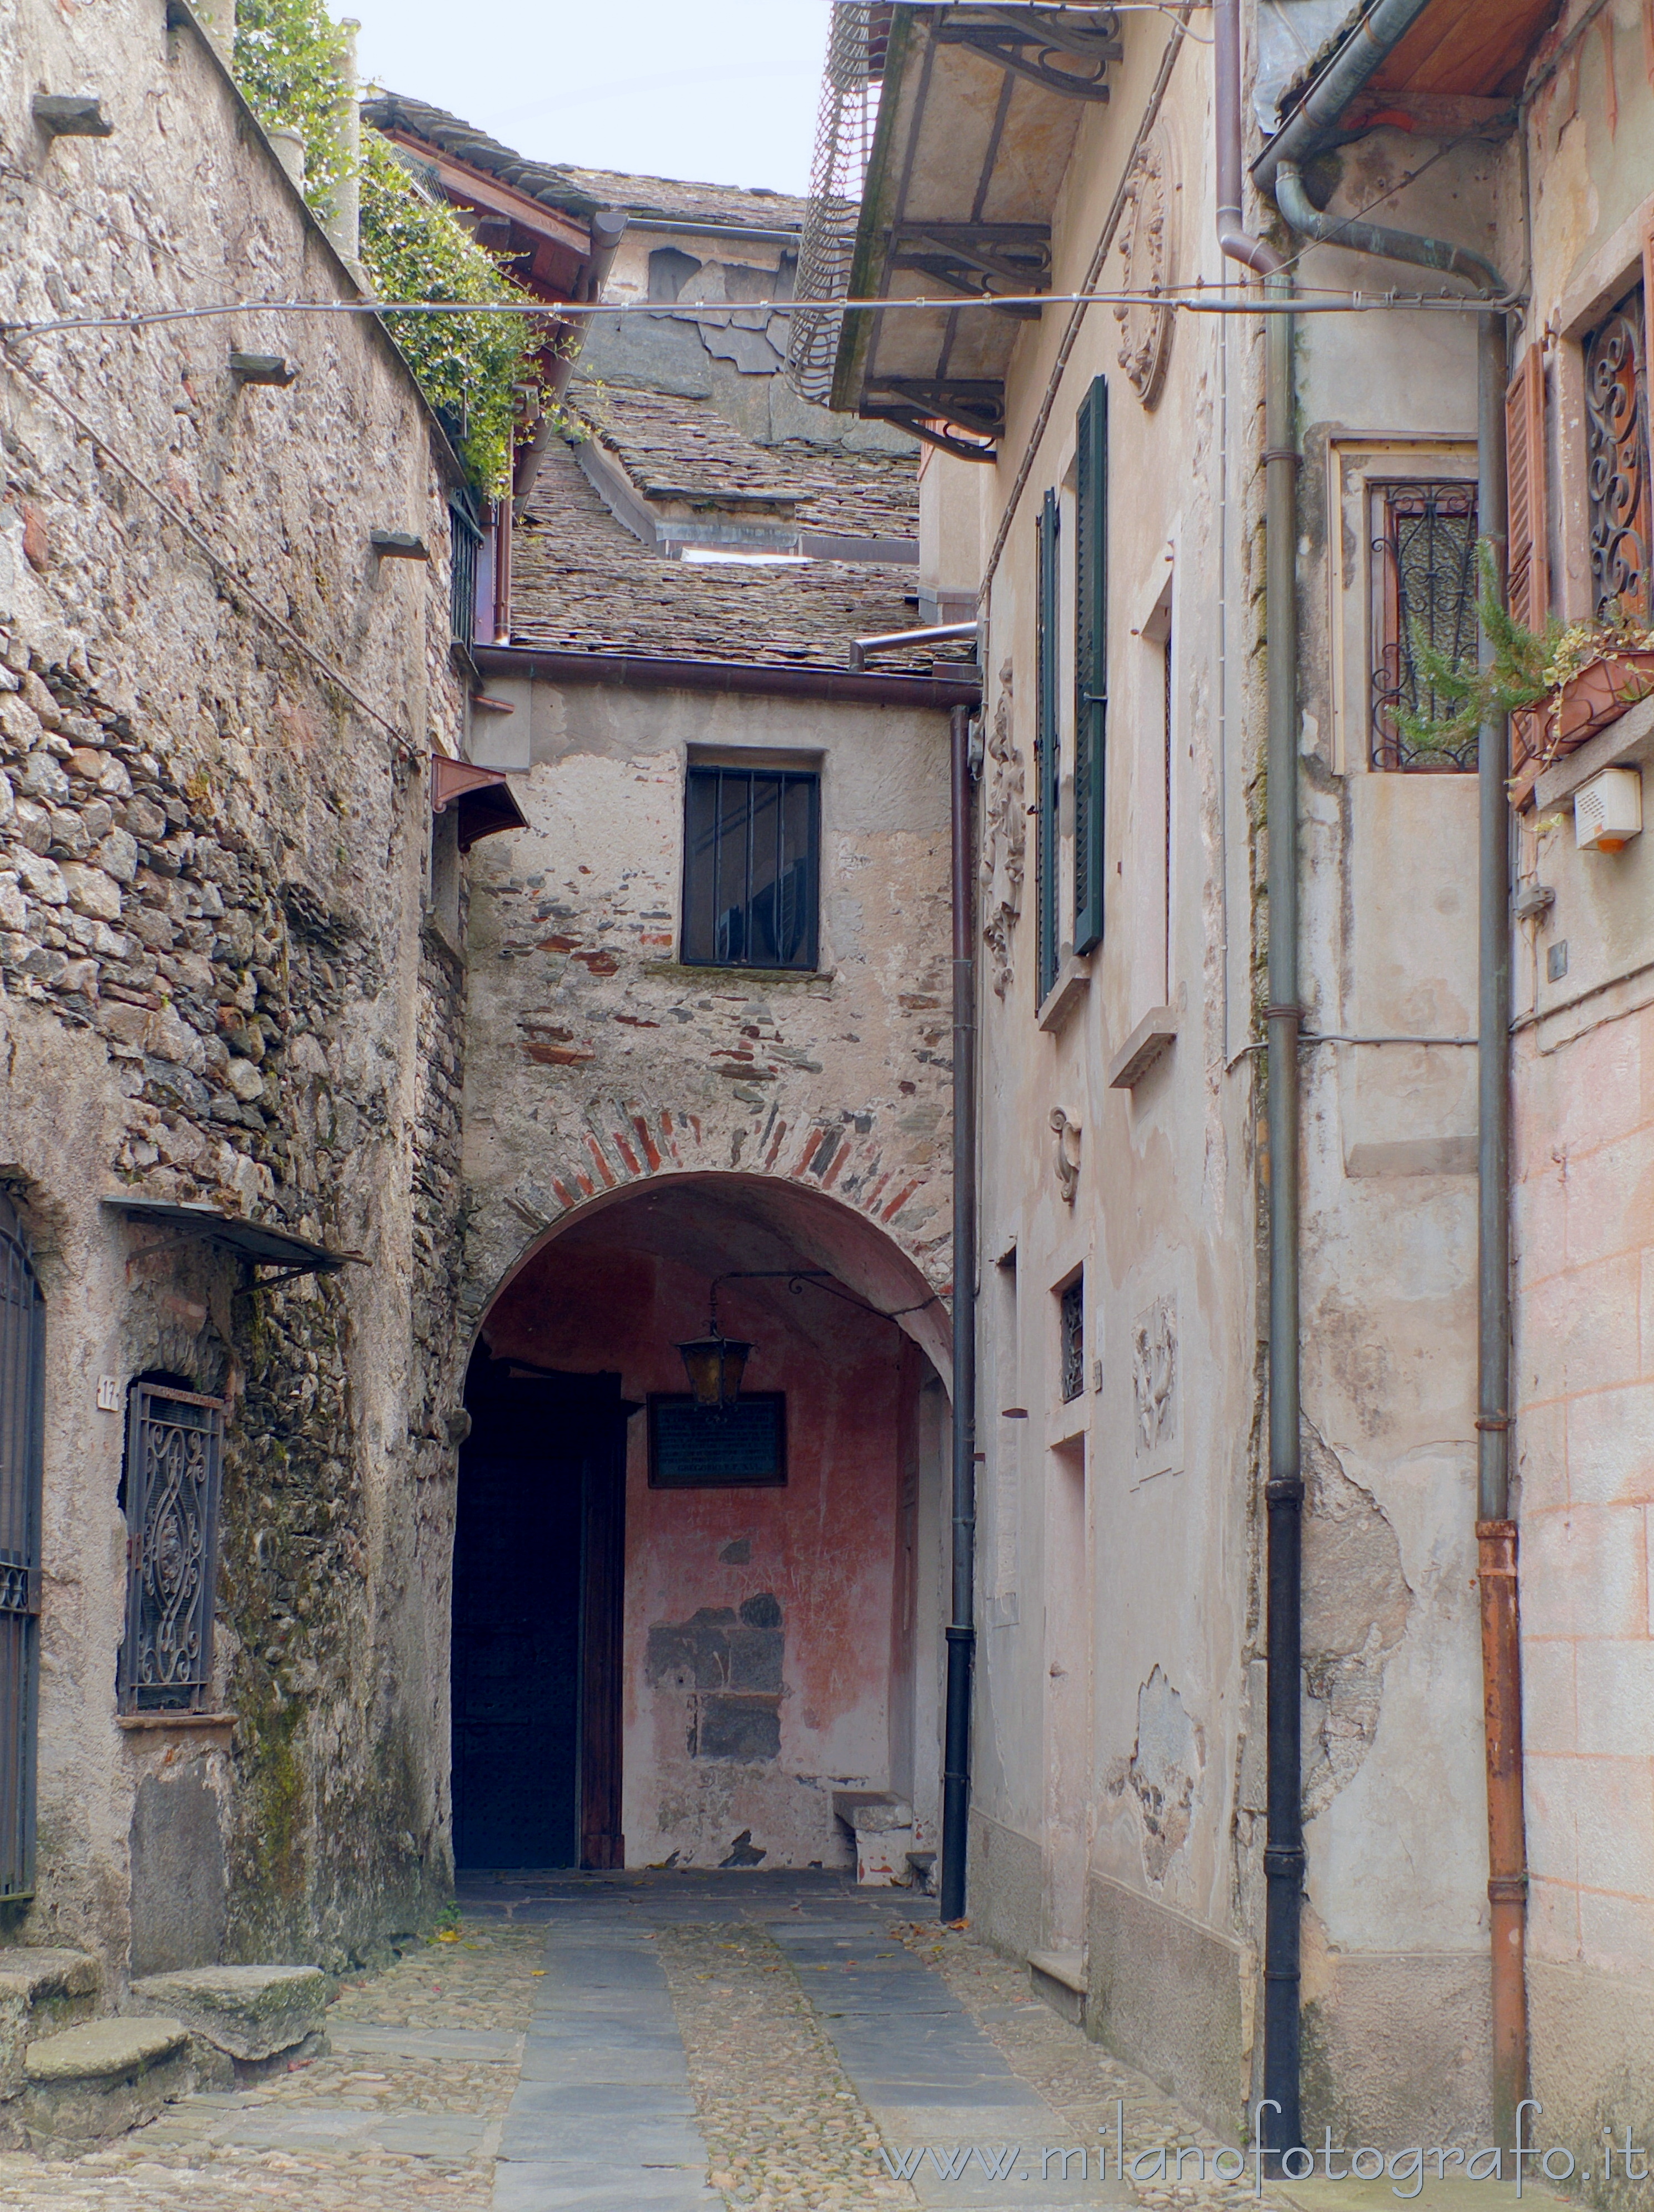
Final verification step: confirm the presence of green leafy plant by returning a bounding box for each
[1397,541,1654,765]
[231,0,543,493]
[357,137,542,495]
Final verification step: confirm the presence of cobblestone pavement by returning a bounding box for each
[0,1875,1436,2211]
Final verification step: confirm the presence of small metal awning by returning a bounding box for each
[432,754,529,850]
[105,1198,362,1279]
[833,5,1125,456]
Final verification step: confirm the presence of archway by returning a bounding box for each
[452,1174,950,1875]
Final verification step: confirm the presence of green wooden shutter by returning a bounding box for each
[1036,487,1061,1003]
[1073,376,1107,954]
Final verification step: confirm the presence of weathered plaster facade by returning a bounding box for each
[0,0,472,1989]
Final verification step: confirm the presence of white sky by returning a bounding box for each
[346,0,832,196]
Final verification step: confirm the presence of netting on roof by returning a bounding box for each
[786,3,888,407]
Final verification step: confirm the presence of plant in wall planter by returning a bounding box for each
[1398,541,1654,805]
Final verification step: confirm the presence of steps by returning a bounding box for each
[1028,1945,1087,2026]
[0,1949,102,2149]
[21,2015,192,2155]
[128,1964,329,2082]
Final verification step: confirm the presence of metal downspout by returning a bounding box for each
[1271,158,1530,2158]
[1252,0,1437,194]
[1216,0,1303,2161]
[1475,311,1528,2155]
[940,702,978,1923]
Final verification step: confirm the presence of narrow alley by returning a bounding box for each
[0,1873,1361,2211]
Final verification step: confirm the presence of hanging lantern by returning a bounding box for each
[677,1283,751,1413]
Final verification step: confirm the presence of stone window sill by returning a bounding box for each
[1036,951,1091,1035]
[1107,1006,1177,1089]
[117,1711,236,1733]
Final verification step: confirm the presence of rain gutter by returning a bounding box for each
[473,643,981,710]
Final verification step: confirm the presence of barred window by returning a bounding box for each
[449,499,483,648]
[1060,1274,1085,1405]
[1583,280,1651,623]
[118,1380,226,1715]
[682,767,819,971]
[1371,481,1480,771]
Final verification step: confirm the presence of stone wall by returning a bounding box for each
[0,0,472,1975]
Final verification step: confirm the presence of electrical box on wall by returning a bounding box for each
[1574,765,1643,852]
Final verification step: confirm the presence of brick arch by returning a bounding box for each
[465,1135,953,1387]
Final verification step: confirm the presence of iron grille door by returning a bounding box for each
[119,1384,226,1714]
[1073,377,1107,954]
[1036,487,1061,1003]
[0,1195,43,1899]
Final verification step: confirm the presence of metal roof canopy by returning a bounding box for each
[106,1198,362,1280]
[833,5,1125,457]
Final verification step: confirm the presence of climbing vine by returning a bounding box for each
[231,0,542,492]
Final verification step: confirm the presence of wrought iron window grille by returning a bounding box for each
[118,1382,226,1715]
[1584,281,1651,624]
[681,767,820,972]
[1370,481,1480,772]
[449,498,484,649]
[0,1193,43,1900]
[1060,1275,1085,1404]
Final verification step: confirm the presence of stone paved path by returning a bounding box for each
[0,1871,1423,2212]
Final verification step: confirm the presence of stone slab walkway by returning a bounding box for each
[0,1873,1563,2212]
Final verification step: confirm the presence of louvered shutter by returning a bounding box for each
[1505,346,1549,778]
[1073,378,1107,954]
[1036,488,1061,1004]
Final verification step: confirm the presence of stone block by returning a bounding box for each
[127,1964,327,2063]
[21,2016,192,2154]
[694,1693,779,1762]
[128,1766,228,1978]
[831,1792,914,1887]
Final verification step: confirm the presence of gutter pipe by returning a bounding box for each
[940,702,978,1924]
[1215,0,1302,2165]
[1251,0,1437,194]
[513,209,629,513]
[850,621,978,672]
[1263,13,1531,2160]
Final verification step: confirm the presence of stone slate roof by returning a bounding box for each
[573,386,920,540]
[513,438,946,673]
[361,93,806,230]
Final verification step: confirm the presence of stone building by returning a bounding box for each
[798,0,1654,2176]
[0,0,597,2088]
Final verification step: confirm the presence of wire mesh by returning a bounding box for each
[787,3,889,406]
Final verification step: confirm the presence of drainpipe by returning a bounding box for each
[940,701,978,1923]
[1475,311,1528,2158]
[1270,163,1529,2152]
[513,211,629,514]
[1251,0,1437,196]
[1216,0,1302,2162]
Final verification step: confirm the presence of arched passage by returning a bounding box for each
[452,1174,950,1875]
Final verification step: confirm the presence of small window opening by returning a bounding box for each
[1060,1274,1085,1405]
[117,1375,226,1714]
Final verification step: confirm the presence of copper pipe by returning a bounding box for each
[1478,1519,1530,2147]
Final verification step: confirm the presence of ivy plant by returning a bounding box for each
[231,0,542,493]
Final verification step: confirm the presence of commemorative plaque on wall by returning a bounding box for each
[647,1394,787,1489]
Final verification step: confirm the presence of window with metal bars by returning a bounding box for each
[118,1380,227,1714]
[0,1193,42,1900]
[1370,481,1480,771]
[1584,281,1651,623]
[449,499,483,648]
[1060,1273,1085,1404]
[681,766,820,970]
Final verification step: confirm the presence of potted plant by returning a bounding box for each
[1398,542,1654,800]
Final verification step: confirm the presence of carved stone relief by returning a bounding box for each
[1132,1292,1180,1475]
[980,662,1026,999]
[1113,132,1175,409]
[1050,1108,1081,1205]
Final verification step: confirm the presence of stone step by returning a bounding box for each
[1028,1945,1087,2026]
[0,1949,101,2104]
[831,1790,915,1888]
[21,2015,192,2154]
[127,1964,329,2080]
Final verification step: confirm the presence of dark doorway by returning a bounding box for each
[451,1360,628,1869]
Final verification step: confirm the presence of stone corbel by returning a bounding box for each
[1050,1108,1081,1205]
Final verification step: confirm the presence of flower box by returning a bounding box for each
[1553,647,1654,751]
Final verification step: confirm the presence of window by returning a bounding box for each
[1060,1273,1085,1404]
[1035,489,1061,1003]
[1370,481,1480,770]
[1583,279,1650,622]
[1073,378,1107,953]
[682,765,819,970]
[0,1194,43,1899]
[449,498,483,648]
[118,1380,226,1714]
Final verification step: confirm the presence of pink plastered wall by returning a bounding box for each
[484,1240,910,1869]
[1512,1000,1654,1975]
